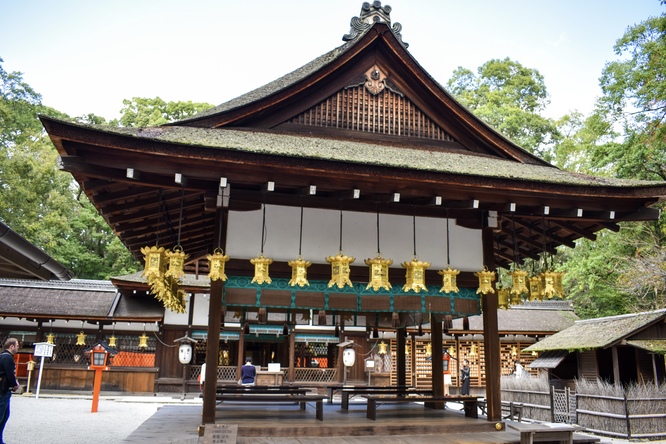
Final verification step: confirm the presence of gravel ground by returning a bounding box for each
[2,393,197,444]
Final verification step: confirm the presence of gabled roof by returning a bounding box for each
[449,301,578,334]
[0,278,163,322]
[39,3,666,275]
[524,309,666,352]
[174,17,549,166]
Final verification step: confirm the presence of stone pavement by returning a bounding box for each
[2,392,653,444]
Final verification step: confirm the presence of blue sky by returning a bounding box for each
[2,0,663,121]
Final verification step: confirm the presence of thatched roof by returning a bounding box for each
[524,309,666,352]
[0,278,162,322]
[449,300,578,334]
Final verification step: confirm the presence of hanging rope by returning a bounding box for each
[375,201,381,255]
[176,185,185,246]
[338,202,344,252]
[260,202,267,254]
[298,201,304,257]
[446,209,451,266]
[412,206,417,257]
[511,213,519,266]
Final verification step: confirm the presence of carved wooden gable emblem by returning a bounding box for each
[365,65,386,95]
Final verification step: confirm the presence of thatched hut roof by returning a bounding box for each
[524,309,666,352]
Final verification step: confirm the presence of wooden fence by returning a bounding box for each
[577,393,666,439]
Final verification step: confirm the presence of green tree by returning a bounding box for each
[557,12,666,316]
[593,12,666,181]
[447,57,561,160]
[118,97,213,127]
[0,57,140,279]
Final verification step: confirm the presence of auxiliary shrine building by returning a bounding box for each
[23,1,666,428]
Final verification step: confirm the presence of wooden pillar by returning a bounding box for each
[288,327,295,383]
[431,317,444,399]
[396,327,406,387]
[201,208,227,431]
[237,327,245,376]
[482,225,502,422]
[612,346,620,384]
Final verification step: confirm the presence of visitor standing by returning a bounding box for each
[0,338,19,444]
[460,359,471,395]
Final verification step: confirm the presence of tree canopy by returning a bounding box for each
[447,57,561,161]
[0,57,214,279]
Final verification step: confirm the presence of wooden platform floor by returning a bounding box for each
[124,401,604,444]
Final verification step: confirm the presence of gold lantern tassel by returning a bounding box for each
[401,258,430,293]
[288,257,311,287]
[207,248,230,282]
[438,268,460,293]
[250,255,273,285]
[365,255,393,291]
[326,253,356,288]
[474,267,496,294]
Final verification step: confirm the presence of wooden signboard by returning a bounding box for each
[203,424,238,444]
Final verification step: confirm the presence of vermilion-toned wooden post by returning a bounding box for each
[91,367,104,413]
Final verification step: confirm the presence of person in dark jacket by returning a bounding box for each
[460,359,471,395]
[240,357,256,386]
[0,338,19,444]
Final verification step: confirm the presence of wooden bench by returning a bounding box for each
[364,395,480,420]
[478,399,523,421]
[506,422,574,444]
[215,394,327,421]
[325,384,411,404]
[340,388,432,410]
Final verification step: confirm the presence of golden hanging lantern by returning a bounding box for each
[365,256,393,291]
[46,333,55,345]
[498,287,510,310]
[509,289,523,306]
[553,271,565,298]
[510,269,529,297]
[288,257,311,287]
[207,248,230,282]
[76,331,86,346]
[438,267,460,293]
[138,333,149,348]
[405,342,410,355]
[425,342,432,357]
[541,270,558,299]
[250,255,273,285]
[326,253,355,288]
[141,245,168,280]
[474,267,496,294]
[511,345,518,357]
[528,275,543,301]
[108,335,117,348]
[447,346,456,357]
[469,343,477,356]
[401,258,430,293]
[165,246,188,279]
[378,341,388,355]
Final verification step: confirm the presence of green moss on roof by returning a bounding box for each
[524,309,666,352]
[96,123,665,190]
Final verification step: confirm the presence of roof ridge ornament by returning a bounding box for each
[342,1,409,48]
